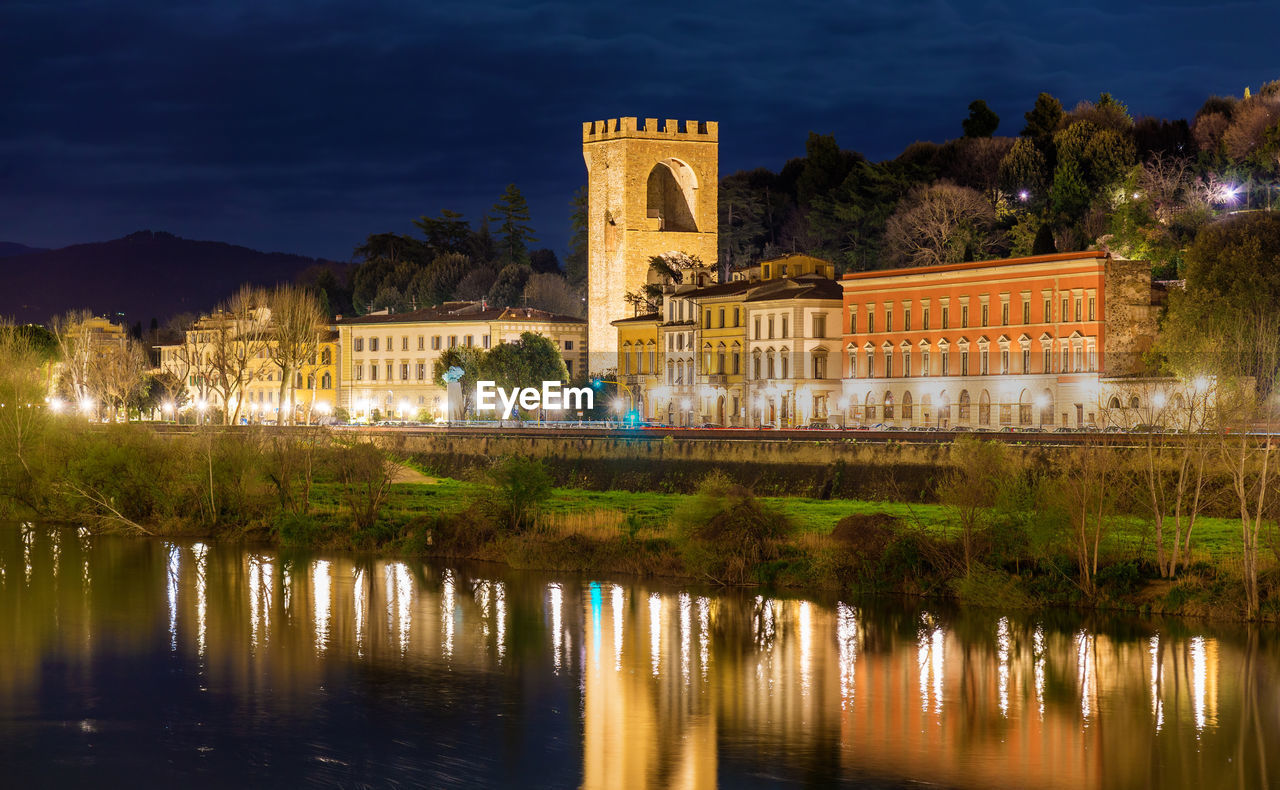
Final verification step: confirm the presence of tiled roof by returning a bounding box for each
[841,251,1108,281]
[335,303,584,326]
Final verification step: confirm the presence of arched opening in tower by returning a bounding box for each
[646,160,698,232]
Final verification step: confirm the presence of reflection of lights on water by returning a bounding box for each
[495,582,507,662]
[1033,625,1046,720]
[476,580,492,643]
[50,528,61,580]
[353,568,366,657]
[612,585,624,672]
[1076,630,1095,724]
[679,592,691,686]
[837,602,857,710]
[386,562,413,656]
[22,523,34,584]
[697,596,710,681]
[1149,635,1163,732]
[799,601,812,697]
[996,617,1011,718]
[167,544,180,652]
[313,560,331,653]
[79,526,92,587]
[248,555,273,650]
[590,583,602,671]
[754,596,775,649]
[1191,636,1208,733]
[649,592,662,676]
[917,613,944,715]
[281,562,292,611]
[549,582,563,672]
[192,543,208,659]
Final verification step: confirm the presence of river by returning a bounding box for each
[0,523,1276,788]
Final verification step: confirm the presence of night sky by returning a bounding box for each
[3,0,1277,261]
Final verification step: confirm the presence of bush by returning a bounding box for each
[673,471,793,585]
[487,455,552,532]
[830,512,901,579]
[950,565,1031,609]
[332,440,397,531]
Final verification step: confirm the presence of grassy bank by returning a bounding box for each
[2,422,1277,622]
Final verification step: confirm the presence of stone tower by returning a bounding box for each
[582,117,718,361]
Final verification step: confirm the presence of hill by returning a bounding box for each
[0,242,49,258]
[0,231,339,324]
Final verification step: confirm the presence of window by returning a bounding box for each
[416,363,425,380]
[1062,298,1069,322]
[814,355,827,379]
[705,310,712,328]
[866,350,874,377]
[754,318,761,339]
[354,337,364,352]
[418,336,425,350]
[960,351,969,375]
[402,336,409,351]
[1062,347,1069,372]
[867,313,875,333]
[902,349,911,377]
[883,351,892,378]
[981,304,989,327]
[483,335,491,349]
[1022,302,1030,324]
[386,337,392,351]
[370,337,379,352]
[962,305,970,328]
[321,348,331,365]
[733,308,740,327]
[768,317,775,339]
[1043,347,1052,373]
[1000,350,1009,374]
[370,364,378,381]
[959,390,971,421]
[941,352,950,376]
[922,350,930,376]
[432,336,441,350]
[1074,298,1082,322]
[564,340,573,351]
[781,354,789,379]
[813,314,826,338]
[1001,303,1009,325]
[354,364,364,381]
[464,335,473,347]
[781,315,789,338]
[753,354,762,379]
[884,309,892,333]
[980,351,990,375]
[1044,298,1051,322]
[401,363,409,380]
[942,307,949,329]
[1075,346,1084,371]
[448,336,457,348]
[733,353,741,375]
[923,308,931,331]
[718,308,725,328]
[904,308,912,332]
[385,363,393,381]
[1089,346,1097,371]
[1088,297,1096,321]
[321,372,332,389]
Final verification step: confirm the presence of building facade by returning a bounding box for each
[839,252,1159,428]
[336,302,586,421]
[582,117,718,358]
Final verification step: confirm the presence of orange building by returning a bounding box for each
[839,252,1158,428]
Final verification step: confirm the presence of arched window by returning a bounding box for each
[902,390,913,420]
[883,392,895,420]
[1108,395,1122,409]
[646,160,699,232]
[959,389,971,422]
[1129,395,1140,409]
[978,390,991,426]
[321,372,332,390]
[865,392,876,421]
[1040,388,1053,425]
[1018,389,1032,425]
[320,348,332,365]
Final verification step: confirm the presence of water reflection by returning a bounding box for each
[0,524,1275,789]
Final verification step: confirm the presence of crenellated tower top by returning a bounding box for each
[582,117,718,143]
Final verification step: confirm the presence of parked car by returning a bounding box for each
[807,421,836,430]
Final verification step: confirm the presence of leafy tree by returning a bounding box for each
[431,345,486,416]
[1021,92,1064,141]
[998,137,1048,204]
[489,183,537,268]
[962,99,1000,138]
[353,232,424,265]
[454,267,498,302]
[565,186,588,287]
[407,252,470,308]
[412,210,471,258]
[795,132,856,204]
[486,456,552,532]
[529,248,560,274]
[488,263,533,308]
[1049,121,1135,221]
[482,331,568,397]
[1183,211,1280,317]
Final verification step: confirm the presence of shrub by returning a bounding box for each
[830,512,901,579]
[332,439,398,531]
[950,565,1031,609]
[487,455,553,532]
[673,471,793,585]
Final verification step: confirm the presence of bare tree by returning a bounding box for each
[1045,438,1121,598]
[267,285,325,426]
[884,181,1003,267]
[206,285,271,425]
[1137,153,1198,225]
[88,339,147,421]
[522,273,585,318]
[0,323,49,502]
[50,310,95,402]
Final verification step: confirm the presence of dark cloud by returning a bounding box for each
[1,0,1277,259]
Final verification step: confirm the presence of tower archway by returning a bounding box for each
[646,159,699,232]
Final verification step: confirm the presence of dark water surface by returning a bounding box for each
[1,523,1277,788]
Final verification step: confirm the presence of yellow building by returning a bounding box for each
[240,330,339,423]
[613,312,662,420]
[336,302,587,422]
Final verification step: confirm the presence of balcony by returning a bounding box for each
[707,373,729,387]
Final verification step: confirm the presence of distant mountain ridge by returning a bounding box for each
[0,231,339,324]
[0,242,48,258]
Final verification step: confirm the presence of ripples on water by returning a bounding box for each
[0,523,1277,788]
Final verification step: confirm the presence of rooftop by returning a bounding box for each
[335,302,584,327]
[841,251,1109,282]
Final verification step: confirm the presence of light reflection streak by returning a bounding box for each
[495,582,507,662]
[679,592,691,686]
[22,523,34,584]
[400,563,415,656]
[917,614,944,715]
[1033,624,1046,720]
[697,596,710,681]
[590,583,602,671]
[476,580,492,643]
[549,582,563,672]
[996,617,1010,717]
[78,527,91,588]
[313,560,331,653]
[649,592,662,676]
[1076,630,1095,724]
[837,602,857,710]
[50,528,60,581]
[611,585,623,672]
[799,601,812,697]
[192,543,208,659]
[1149,635,1163,732]
[1190,636,1207,733]
[353,568,366,657]
[248,555,273,650]
[167,544,180,652]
